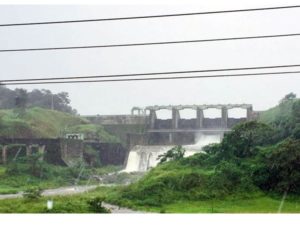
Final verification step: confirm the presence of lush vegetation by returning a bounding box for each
[0,107,119,142]
[0,187,113,213]
[0,161,87,194]
[259,92,300,140]
[0,186,300,213]
[0,151,123,195]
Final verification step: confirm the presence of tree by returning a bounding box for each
[292,99,300,122]
[157,146,185,164]
[0,85,15,109]
[14,88,28,117]
[253,138,300,193]
[280,92,297,103]
[220,121,275,159]
[0,86,77,114]
[292,123,300,139]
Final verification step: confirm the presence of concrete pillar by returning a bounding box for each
[2,145,7,164]
[246,106,253,120]
[196,108,204,129]
[149,110,157,129]
[172,108,180,129]
[26,145,32,156]
[221,107,228,128]
[38,145,45,161]
[169,133,173,144]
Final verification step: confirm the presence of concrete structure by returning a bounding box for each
[0,142,46,164]
[0,138,129,167]
[82,103,255,147]
[145,104,253,130]
[82,114,147,125]
[126,104,254,146]
[131,107,145,115]
[65,133,84,140]
[83,104,254,130]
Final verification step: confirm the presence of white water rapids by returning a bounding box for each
[124,133,222,172]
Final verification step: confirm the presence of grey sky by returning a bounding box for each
[0,2,300,118]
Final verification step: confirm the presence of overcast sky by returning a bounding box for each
[0,1,300,118]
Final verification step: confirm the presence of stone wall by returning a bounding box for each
[0,138,81,166]
[60,139,84,166]
[84,142,129,166]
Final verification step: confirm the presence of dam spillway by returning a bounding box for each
[124,133,222,172]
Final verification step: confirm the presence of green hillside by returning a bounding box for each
[259,99,296,124]
[0,107,119,142]
[259,98,300,139]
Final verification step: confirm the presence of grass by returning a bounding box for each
[0,164,124,195]
[156,196,300,213]
[92,165,123,175]
[0,107,118,141]
[0,186,300,213]
[0,186,114,213]
[0,165,75,194]
[67,124,120,142]
[104,188,300,213]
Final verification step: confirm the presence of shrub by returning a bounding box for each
[87,197,110,213]
[83,145,101,167]
[23,187,42,200]
[157,146,185,164]
[253,138,300,194]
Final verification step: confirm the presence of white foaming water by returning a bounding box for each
[124,133,222,172]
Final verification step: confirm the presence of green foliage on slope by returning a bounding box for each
[259,96,300,140]
[0,107,119,142]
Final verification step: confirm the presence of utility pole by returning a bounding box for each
[51,94,54,110]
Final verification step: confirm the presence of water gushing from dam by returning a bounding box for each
[124,133,222,172]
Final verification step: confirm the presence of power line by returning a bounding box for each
[1,33,300,53]
[0,5,300,27]
[2,63,300,83]
[1,70,300,86]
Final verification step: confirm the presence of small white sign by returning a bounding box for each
[47,200,53,210]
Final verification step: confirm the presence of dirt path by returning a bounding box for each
[0,185,98,200]
[102,202,146,213]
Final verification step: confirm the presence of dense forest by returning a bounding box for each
[0,86,77,114]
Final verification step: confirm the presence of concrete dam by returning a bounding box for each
[84,104,256,172]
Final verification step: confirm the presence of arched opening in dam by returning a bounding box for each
[228,108,247,118]
[179,108,197,119]
[203,108,222,118]
[155,109,172,120]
